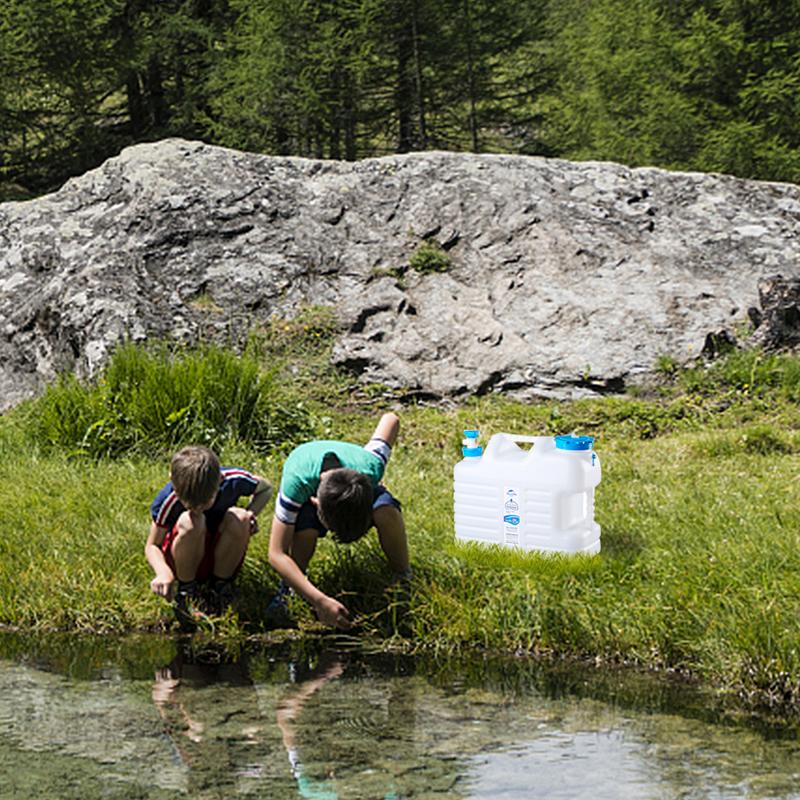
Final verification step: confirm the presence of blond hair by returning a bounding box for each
[170,446,221,508]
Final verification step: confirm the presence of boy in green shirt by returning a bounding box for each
[268,412,411,629]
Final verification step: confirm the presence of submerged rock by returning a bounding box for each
[1,138,800,409]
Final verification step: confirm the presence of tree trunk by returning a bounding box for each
[329,69,342,159]
[396,15,415,152]
[146,57,168,129]
[126,71,146,135]
[463,0,479,151]
[344,73,357,161]
[410,0,427,148]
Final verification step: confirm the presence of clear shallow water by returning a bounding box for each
[0,635,798,799]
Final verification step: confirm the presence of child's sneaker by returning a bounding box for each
[390,566,414,586]
[173,580,207,632]
[207,576,236,616]
[265,581,294,628]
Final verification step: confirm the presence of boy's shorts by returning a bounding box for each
[295,485,401,537]
[160,510,245,582]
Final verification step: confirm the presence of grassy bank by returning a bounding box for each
[1,328,799,723]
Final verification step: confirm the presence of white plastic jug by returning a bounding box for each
[453,431,601,554]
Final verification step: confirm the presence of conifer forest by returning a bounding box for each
[1,0,799,199]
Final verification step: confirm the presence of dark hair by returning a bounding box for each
[170,445,221,509]
[317,468,374,543]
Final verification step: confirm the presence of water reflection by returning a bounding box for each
[150,648,271,795]
[0,634,799,799]
[275,653,400,799]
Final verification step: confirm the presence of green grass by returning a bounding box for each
[2,333,800,722]
[680,348,800,402]
[408,241,451,274]
[20,340,316,458]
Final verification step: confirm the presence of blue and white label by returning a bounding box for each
[503,486,522,544]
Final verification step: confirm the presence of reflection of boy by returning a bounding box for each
[268,412,411,630]
[151,646,265,789]
[145,445,271,628]
[276,656,399,800]
[276,657,344,800]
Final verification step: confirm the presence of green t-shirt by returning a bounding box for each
[275,438,391,525]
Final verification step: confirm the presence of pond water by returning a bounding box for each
[0,634,798,799]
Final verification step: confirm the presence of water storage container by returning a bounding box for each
[453,432,601,554]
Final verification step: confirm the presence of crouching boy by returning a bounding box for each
[146,445,272,629]
[268,412,411,630]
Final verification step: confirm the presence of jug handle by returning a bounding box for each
[484,434,554,458]
[506,435,553,446]
[521,436,556,455]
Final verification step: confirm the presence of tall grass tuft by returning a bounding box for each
[23,341,315,457]
[682,348,800,401]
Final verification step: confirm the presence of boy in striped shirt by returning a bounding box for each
[268,412,411,630]
[146,445,272,629]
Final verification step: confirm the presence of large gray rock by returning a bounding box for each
[2,138,800,410]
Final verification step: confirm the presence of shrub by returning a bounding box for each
[681,349,800,400]
[24,341,315,457]
[738,424,793,455]
[409,241,451,274]
[655,354,679,376]
[690,424,794,458]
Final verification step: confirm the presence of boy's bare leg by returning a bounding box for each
[214,508,252,579]
[290,528,319,573]
[171,512,207,582]
[373,505,410,574]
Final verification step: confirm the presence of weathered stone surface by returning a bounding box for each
[748,274,800,350]
[2,138,800,410]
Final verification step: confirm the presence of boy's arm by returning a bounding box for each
[145,522,176,599]
[246,475,272,519]
[371,412,400,447]
[268,517,352,629]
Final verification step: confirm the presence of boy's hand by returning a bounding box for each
[314,595,352,630]
[244,509,259,536]
[150,575,176,600]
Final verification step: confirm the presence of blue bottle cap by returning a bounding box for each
[555,435,594,451]
[463,429,479,438]
[462,446,483,457]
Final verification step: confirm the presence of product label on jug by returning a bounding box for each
[503,487,522,545]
